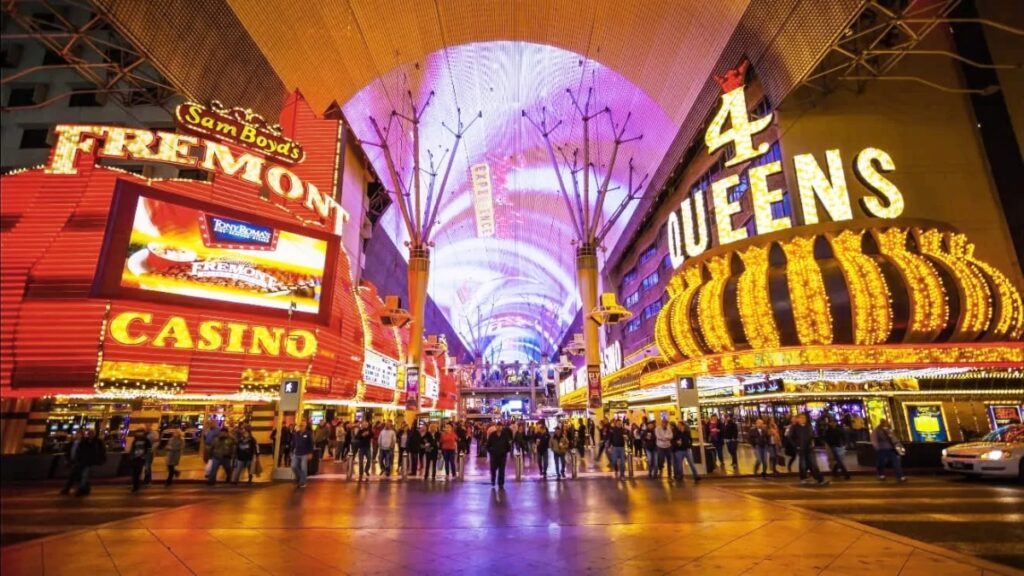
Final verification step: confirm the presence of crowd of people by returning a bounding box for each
[54,409,907,496]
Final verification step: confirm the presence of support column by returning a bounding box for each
[0,398,33,454]
[576,243,604,423]
[405,246,430,427]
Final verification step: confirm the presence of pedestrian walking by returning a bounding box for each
[60,428,105,496]
[128,428,152,493]
[164,429,183,486]
[378,421,397,477]
[723,414,740,470]
[232,428,258,484]
[552,428,569,479]
[749,419,769,478]
[787,413,829,486]
[535,423,551,478]
[672,421,700,482]
[441,423,458,479]
[355,421,373,480]
[486,421,513,488]
[291,420,315,488]
[422,423,440,480]
[206,428,236,485]
[871,419,907,482]
[824,418,851,480]
[655,420,673,478]
[607,420,627,479]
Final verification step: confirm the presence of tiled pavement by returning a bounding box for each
[3,473,1020,575]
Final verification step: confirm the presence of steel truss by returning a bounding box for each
[802,0,1022,96]
[2,0,176,112]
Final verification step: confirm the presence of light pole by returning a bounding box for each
[524,87,647,422]
[362,91,481,426]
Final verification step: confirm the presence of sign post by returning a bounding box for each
[272,378,302,480]
[675,376,708,475]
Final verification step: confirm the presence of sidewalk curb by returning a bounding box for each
[712,483,1024,576]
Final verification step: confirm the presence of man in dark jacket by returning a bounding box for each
[207,428,236,485]
[748,419,770,478]
[61,428,105,496]
[823,418,851,480]
[485,421,513,488]
[407,423,423,476]
[787,413,829,486]
[291,420,315,488]
[672,421,699,481]
[606,420,627,479]
[723,414,740,469]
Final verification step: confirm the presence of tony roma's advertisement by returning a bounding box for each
[97,182,338,319]
[904,403,949,443]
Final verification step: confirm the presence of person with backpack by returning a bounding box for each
[551,427,570,479]
[824,418,852,480]
[128,428,152,493]
[207,428,236,485]
[642,422,658,478]
[485,421,513,488]
[871,419,908,482]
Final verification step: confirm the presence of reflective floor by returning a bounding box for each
[3,474,1018,576]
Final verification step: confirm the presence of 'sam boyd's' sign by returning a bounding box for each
[175,101,305,164]
[665,59,906,268]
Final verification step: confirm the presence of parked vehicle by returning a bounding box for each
[942,424,1023,481]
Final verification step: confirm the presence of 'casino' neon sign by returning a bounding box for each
[666,65,905,268]
[108,311,317,359]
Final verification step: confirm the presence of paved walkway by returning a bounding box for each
[3,475,1018,575]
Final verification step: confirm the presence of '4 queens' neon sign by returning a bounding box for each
[666,60,905,268]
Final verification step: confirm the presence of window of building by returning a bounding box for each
[661,253,672,271]
[7,87,38,107]
[68,89,101,107]
[624,317,641,334]
[624,290,639,308]
[42,49,66,66]
[1,44,24,68]
[638,243,657,266]
[622,267,638,286]
[19,128,51,149]
[640,270,660,293]
[641,300,663,322]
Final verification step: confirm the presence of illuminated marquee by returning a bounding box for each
[666,65,905,268]
[46,124,339,224]
[108,311,317,359]
[175,101,305,164]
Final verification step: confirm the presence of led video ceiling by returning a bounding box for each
[343,42,677,363]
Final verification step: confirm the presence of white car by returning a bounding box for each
[942,424,1023,480]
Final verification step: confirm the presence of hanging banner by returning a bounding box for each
[587,366,602,409]
[405,366,420,410]
[470,163,496,238]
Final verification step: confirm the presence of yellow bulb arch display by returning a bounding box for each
[654,219,1024,369]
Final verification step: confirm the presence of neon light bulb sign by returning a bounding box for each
[666,62,906,268]
[45,124,344,229]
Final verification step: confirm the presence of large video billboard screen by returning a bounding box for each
[97,182,337,319]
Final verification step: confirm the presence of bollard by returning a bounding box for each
[401,452,409,480]
[457,452,466,480]
[346,453,355,480]
[569,451,578,479]
[515,452,524,481]
[627,452,634,479]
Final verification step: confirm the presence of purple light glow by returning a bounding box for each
[342,41,677,362]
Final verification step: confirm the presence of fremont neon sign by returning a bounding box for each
[666,82,905,268]
[45,124,339,224]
